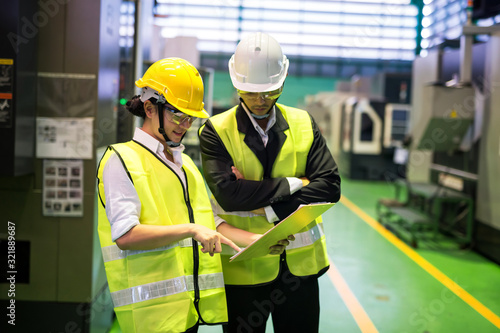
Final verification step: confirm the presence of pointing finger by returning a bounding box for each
[220,235,241,253]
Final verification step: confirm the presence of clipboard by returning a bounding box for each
[229,202,335,262]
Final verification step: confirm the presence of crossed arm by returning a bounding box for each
[199,115,341,254]
[199,116,341,220]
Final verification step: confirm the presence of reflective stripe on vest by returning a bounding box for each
[284,223,324,250]
[101,238,194,263]
[221,223,325,255]
[111,272,225,308]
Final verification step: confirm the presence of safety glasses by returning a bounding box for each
[237,87,283,101]
[164,105,197,125]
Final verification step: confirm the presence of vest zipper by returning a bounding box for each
[130,141,204,322]
[182,170,204,322]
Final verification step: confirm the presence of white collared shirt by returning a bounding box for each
[241,103,277,147]
[102,128,186,241]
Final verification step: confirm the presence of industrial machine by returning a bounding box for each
[0,0,37,177]
[387,21,500,258]
[0,0,124,331]
[340,96,387,180]
[304,73,412,181]
[304,21,500,259]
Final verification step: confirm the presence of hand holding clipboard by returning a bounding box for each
[230,202,335,262]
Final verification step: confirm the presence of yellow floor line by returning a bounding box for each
[327,258,379,333]
[341,195,500,330]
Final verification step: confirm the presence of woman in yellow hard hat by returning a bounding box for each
[97,57,240,333]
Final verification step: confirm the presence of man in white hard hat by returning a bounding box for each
[199,32,341,332]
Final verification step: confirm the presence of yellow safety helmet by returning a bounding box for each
[135,57,209,118]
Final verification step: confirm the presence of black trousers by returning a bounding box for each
[223,260,320,333]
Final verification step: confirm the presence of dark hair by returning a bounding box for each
[126,95,161,119]
[125,95,146,119]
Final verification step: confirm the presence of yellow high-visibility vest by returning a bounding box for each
[97,141,227,333]
[208,104,329,285]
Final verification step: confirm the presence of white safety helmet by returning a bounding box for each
[228,32,289,93]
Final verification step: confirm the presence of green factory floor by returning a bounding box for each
[108,178,500,333]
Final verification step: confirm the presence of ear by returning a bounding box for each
[144,100,157,119]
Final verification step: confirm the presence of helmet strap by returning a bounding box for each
[156,100,181,147]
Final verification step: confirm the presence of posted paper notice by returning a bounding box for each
[36,117,93,159]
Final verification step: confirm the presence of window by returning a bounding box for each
[153,0,418,75]
[420,0,500,55]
